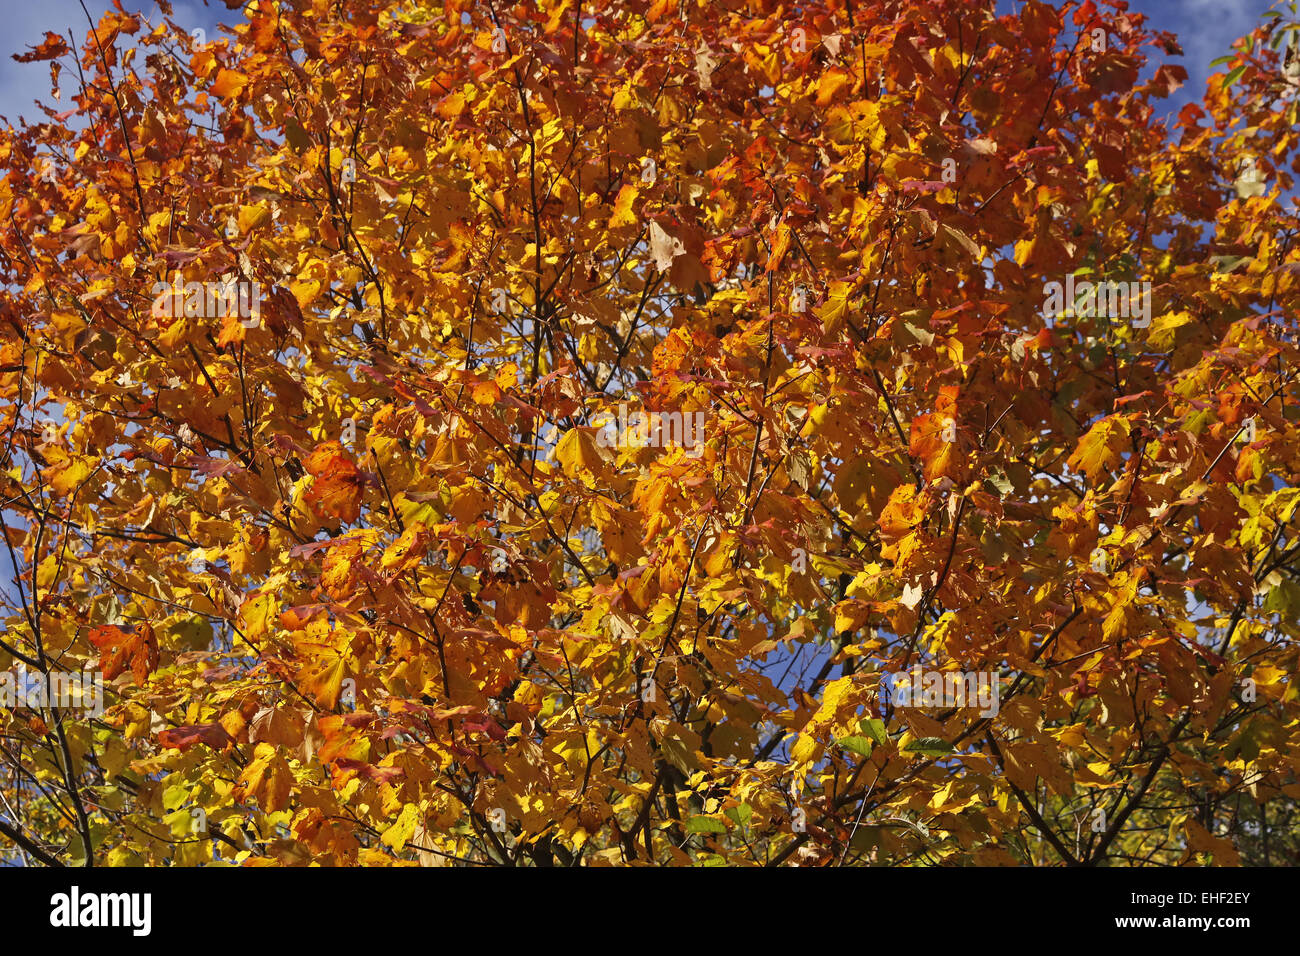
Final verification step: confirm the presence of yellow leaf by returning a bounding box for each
[1013,238,1035,267]
[43,452,94,497]
[609,184,639,228]
[240,591,279,642]
[438,92,466,120]
[237,743,292,812]
[146,210,173,237]
[815,281,852,335]
[1068,416,1130,483]
[290,278,322,308]
[791,733,819,764]
[815,676,855,725]
[379,803,419,852]
[1148,309,1192,349]
[555,426,606,482]
[296,641,348,709]
[211,68,248,99]
[816,69,850,106]
[237,203,271,234]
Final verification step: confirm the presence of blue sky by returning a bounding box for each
[0,0,223,127]
[1124,0,1282,94]
[992,0,1281,117]
[0,0,1282,126]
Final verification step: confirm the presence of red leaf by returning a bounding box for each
[158,723,232,751]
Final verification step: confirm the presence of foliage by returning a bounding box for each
[1,0,1299,867]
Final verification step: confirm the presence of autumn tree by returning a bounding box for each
[1,0,1299,867]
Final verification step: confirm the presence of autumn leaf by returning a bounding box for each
[236,743,293,813]
[609,184,639,228]
[304,440,365,524]
[12,32,70,62]
[157,723,232,752]
[88,624,159,684]
[210,68,248,99]
[1,0,1298,873]
[1068,416,1131,483]
[647,220,685,272]
[294,637,350,710]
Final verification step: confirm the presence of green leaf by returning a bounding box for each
[985,471,1014,497]
[1223,64,1247,89]
[903,737,954,757]
[284,121,313,154]
[659,735,696,775]
[724,803,753,828]
[1208,54,1236,66]
[835,735,875,758]
[686,815,727,834]
[850,825,881,851]
[165,614,214,651]
[1185,408,1213,435]
[1226,719,1262,762]
[859,717,888,746]
[1262,577,1300,618]
[1211,255,1249,274]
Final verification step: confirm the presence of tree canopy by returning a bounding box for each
[1,0,1299,866]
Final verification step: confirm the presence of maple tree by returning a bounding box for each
[1,0,1299,867]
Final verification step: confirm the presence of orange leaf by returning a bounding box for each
[88,623,159,683]
[1067,416,1130,484]
[304,441,364,524]
[211,68,248,99]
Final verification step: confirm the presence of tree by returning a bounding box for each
[0,0,1298,867]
